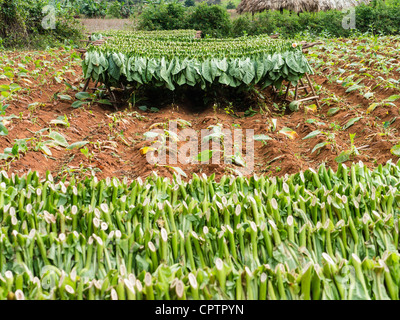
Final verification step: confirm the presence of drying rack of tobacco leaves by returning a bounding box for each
[77,33,116,106]
[76,30,319,110]
[271,41,324,108]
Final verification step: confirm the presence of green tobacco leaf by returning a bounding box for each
[327,108,340,116]
[0,123,8,136]
[335,150,351,163]
[305,120,325,126]
[4,71,14,79]
[67,141,89,150]
[58,94,72,101]
[97,99,113,106]
[366,103,379,114]
[50,119,68,126]
[40,145,52,156]
[9,83,21,92]
[254,134,272,141]
[244,107,258,117]
[343,117,362,130]
[195,150,214,163]
[71,101,88,109]
[11,144,19,156]
[289,101,300,112]
[0,103,9,111]
[279,127,299,139]
[383,121,391,129]
[271,118,277,131]
[345,84,363,93]
[384,95,400,102]
[143,131,160,139]
[231,151,246,167]
[0,153,11,160]
[166,166,187,178]
[302,130,321,140]
[203,132,224,143]
[383,102,396,107]
[363,92,374,99]
[0,84,10,92]
[49,131,69,148]
[304,104,317,113]
[174,119,192,128]
[165,130,179,142]
[75,92,92,100]
[312,141,328,154]
[391,144,400,157]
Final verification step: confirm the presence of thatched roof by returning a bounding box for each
[320,0,371,11]
[237,0,371,14]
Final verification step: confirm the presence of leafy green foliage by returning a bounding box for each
[335,133,360,163]
[391,144,400,157]
[0,0,83,49]
[232,1,400,38]
[107,0,134,18]
[79,0,107,18]
[186,3,232,38]
[136,1,400,39]
[138,1,187,31]
[0,103,9,136]
[343,117,362,130]
[226,1,236,9]
[138,2,231,38]
[184,0,195,7]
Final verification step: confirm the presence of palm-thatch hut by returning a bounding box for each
[237,0,372,14]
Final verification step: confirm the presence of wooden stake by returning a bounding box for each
[305,73,320,108]
[82,78,91,92]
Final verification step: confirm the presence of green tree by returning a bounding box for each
[226,1,236,9]
[186,3,232,37]
[0,0,28,44]
[138,1,187,30]
[184,0,195,7]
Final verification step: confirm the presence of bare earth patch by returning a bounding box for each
[79,18,134,33]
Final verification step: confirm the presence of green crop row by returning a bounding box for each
[90,30,199,41]
[1,160,400,299]
[82,30,312,90]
